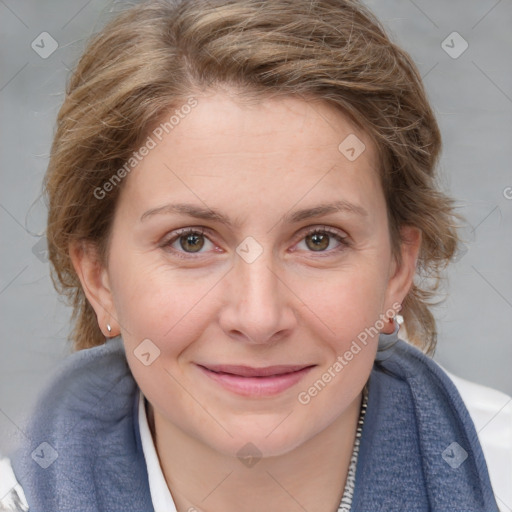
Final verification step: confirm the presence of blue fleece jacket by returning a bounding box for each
[11,327,499,511]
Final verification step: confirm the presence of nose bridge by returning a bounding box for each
[233,233,275,290]
[240,255,279,306]
[222,247,295,343]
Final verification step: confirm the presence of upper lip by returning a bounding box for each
[198,364,314,377]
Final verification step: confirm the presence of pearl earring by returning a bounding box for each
[107,324,112,333]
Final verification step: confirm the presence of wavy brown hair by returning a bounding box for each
[45,0,460,353]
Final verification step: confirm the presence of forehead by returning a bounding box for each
[119,91,383,220]
[152,91,373,158]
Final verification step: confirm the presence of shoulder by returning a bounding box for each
[0,457,29,512]
[445,369,512,444]
[374,336,509,509]
[444,369,512,512]
[18,336,132,429]
[8,336,146,511]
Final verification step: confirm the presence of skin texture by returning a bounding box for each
[71,90,421,512]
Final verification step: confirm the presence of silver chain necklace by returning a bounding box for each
[338,384,369,511]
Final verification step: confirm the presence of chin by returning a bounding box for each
[204,418,317,461]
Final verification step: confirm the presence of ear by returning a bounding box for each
[69,240,120,337]
[382,225,422,332]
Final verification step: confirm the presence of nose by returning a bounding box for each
[218,253,297,345]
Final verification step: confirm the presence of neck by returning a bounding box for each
[148,392,362,512]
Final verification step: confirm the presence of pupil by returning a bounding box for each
[180,233,204,252]
[306,233,329,251]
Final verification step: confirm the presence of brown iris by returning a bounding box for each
[180,232,205,252]
[305,232,330,251]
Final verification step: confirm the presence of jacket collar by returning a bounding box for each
[12,330,498,511]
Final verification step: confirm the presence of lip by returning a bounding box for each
[196,363,315,397]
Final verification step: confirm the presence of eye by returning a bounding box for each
[163,228,216,255]
[295,227,349,253]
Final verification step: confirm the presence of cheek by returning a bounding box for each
[108,250,221,348]
[293,271,382,419]
[116,271,221,420]
[288,259,390,341]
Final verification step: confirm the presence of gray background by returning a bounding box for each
[1,0,511,461]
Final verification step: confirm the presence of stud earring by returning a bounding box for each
[107,324,112,333]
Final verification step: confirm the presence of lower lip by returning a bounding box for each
[197,365,314,397]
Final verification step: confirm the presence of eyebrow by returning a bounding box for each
[140,200,368,225]
[140,203,233,225]
[285,200,368,223]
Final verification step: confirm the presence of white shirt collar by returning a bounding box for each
[138,390,178,512]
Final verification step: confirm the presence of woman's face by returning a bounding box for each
[78,91,419,458]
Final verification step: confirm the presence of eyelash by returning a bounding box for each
[160,226,350,259]
[295,227,351,255]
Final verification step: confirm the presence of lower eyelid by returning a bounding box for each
[300,239,347,251]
